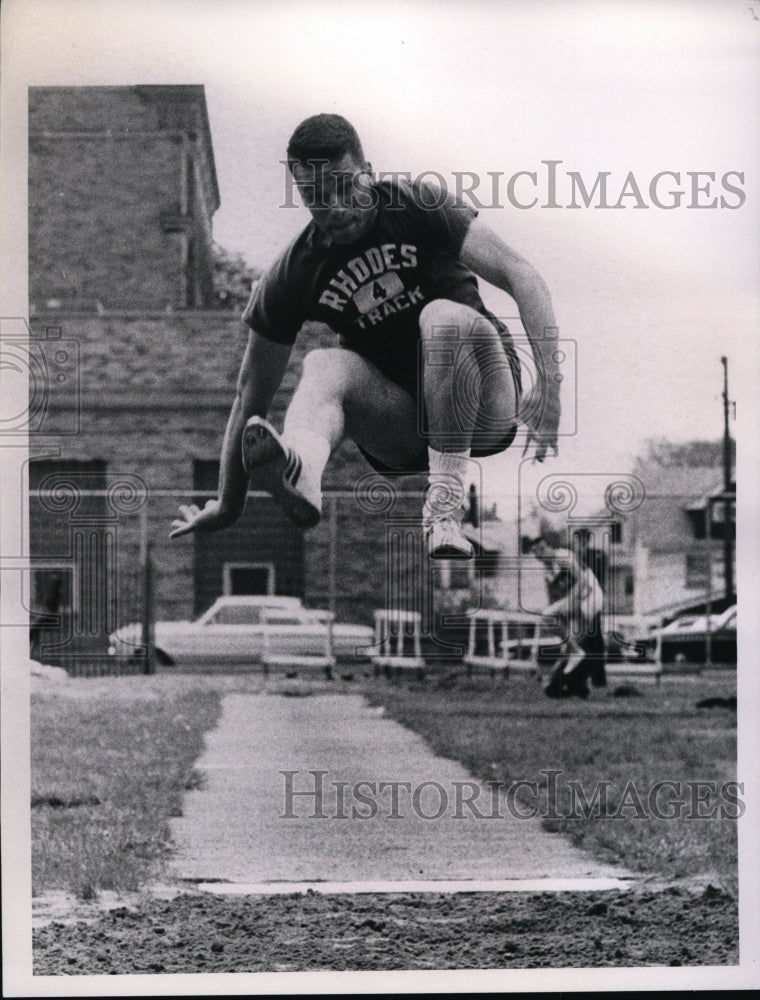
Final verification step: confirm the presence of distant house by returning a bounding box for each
[438,464,736,626]
[599,464,735,618]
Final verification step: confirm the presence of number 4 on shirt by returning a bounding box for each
[353,272,404,314]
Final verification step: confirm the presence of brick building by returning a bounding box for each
[28,85,427,667]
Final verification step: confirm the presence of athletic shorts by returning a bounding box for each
[356,333,523,476]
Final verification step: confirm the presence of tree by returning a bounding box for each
[212,243,260,310]
[635,437,735,471]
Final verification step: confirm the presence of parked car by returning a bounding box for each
[108,595,374,667]
[651,605,737,664]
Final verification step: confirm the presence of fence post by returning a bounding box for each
[704,500,713,669]
[328,496,337,617]
[141,537,156,675]
[327,496,337,669]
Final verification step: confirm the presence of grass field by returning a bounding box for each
[366,671,739,887]
[30,668,738,900]
[31,676,223,898]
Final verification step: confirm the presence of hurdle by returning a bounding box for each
[464,609,555,681]
[370,609,426,680]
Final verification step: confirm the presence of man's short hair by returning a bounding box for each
[287,114,365,169]
[526,528,564,551]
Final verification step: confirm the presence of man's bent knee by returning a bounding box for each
[419,299,484,340]
[300,348,404,408]
[300,348,373,393]
[302,347,348,378]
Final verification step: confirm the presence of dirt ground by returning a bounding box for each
[29,674,741,976]
[32,878,737,974]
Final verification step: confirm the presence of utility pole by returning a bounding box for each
[721,357,734,600]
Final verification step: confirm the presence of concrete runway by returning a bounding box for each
[169,693,633,890]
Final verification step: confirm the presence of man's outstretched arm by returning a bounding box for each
[459,218,560,461]
[170,330,292,537]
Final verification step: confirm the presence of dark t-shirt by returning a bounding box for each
[243,179,513,386]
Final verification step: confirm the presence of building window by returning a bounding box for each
[28,458,111,661]
[686,498,735,541]
[193,460,219,492]
[28,457,107,489]
[223,563,276,596]
[28,457,109,526]
[685,552,711,589]
[185,154,196,215]
[687,510,706,540]
[709,499,736,541]
[186,237,198,308]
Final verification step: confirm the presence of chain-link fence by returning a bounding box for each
[28,482,451,675]
[27,480,736,677]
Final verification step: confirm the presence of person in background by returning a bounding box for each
[571,531,608,688]
[529,533,604,699]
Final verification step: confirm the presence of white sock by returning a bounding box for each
[428,446,471,478]
[425,447,470,516]
[283,428,331,480]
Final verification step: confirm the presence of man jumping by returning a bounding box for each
[171,114,560,556]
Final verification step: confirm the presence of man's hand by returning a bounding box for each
[458,220,561,461]
[170,500,238,539]
[521,384,560,463]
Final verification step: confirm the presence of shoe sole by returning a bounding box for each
[428,544,473,560]
[242,418,321,529]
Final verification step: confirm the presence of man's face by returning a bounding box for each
[291,152,375,246]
